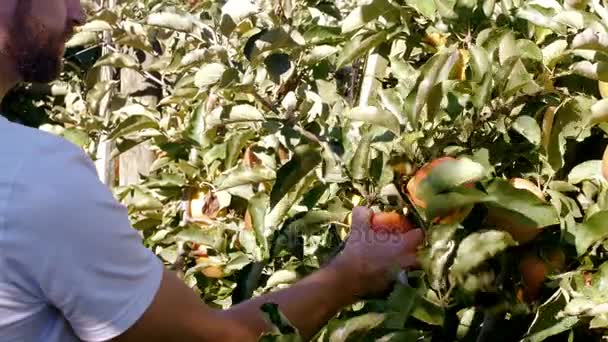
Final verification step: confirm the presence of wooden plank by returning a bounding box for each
[118,49,160,186]
[93,0,117,186]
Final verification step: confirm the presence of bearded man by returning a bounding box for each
[0,1,424,341]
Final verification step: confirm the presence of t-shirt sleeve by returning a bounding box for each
[5,137,164,342]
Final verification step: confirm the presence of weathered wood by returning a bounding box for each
[118,49,160,186]
[93,0,117,186]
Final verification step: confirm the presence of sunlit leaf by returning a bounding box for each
[107,115,159,140]
[93,52,139,69]
[216,168,273,193]
[451,230,517,280]
[270,144,322,209]
[575,210,608,256]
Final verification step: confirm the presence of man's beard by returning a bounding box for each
[15,47,63,84]
[8,2,65,84]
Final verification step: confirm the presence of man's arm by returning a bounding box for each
[115,207,424,342]
[115,259,356,342]
[12,136,422,342]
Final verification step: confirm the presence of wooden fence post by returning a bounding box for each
[118,52,160,186]
[93,0,117,186]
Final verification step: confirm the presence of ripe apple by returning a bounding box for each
[406,156,474,224]
[196,256,225,279]
[519,252,547,302]
[371,212,414,233]
[518,247,565,302]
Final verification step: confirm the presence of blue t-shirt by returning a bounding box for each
[0,116,164,341]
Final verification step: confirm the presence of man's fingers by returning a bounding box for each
[398,254,420,269]
[401,228,425,253]
[351,206,372,233]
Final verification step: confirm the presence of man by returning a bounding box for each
[0,1,425,341]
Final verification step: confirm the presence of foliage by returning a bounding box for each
[8,0,608,340]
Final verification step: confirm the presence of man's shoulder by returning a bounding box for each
[0,117,89,174]
[1,117,82,154]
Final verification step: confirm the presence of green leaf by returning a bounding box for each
[388,284,445,326]
[248,193,270,260]
[266,174,316,229]
[484,178,559,228]
[423,224,459,291]
[575,210,608,256]
[571,28,608,53]
[185,100,208,146]
[107,115,159,140]
[517,39,543,62]
[499,32,517,65]
[66,31,99,48]
[523,291,579,342]
[542,39,568,68]
[206,104,265,127]
[93,52,139,69]
[270,144,322,209]
[376,331,425,342]
[426,187,493,220]
[512,115,542,146]
[503,59,538,96]
[456,307,476,340]
[175,225,223,248]
[259,303,302,341]
[407,0,437,18]
[469,45,491,82]
[345,106,401,135]
[220,0,259,36]
[547,96,594,171]
[216,165,276,190]
[591,98,608,125]
[341,0,392,34]
[85,81,116,115]
[516,6,567,34]
[245,28,302,61]
[147,12,195,32]
[590,314,608,329]
[302,26,343,45]
[302,45,339,64]
[407,49,460,126]
[287,210,346,235]
[328,313,386,342]
[349,133,372,181]
[80,19,113,31]
[225,131,256,169]
[61,128,90,147]
[568,160,603,184]
[451,230,517,279]
[195,63,227,88]
[419,157,487,195]
[570,61,608,82]
[125,186,163,211]
[336,31,388,69]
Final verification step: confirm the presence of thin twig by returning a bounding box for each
[104,44,166,89]
[65,43,103,59]
[252,92,280,115]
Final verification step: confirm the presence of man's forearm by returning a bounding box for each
[222,257,359,341]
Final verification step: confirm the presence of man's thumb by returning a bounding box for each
[351,206,372,234]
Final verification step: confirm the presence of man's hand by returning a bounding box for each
[112,206,425,342]
[331,206,425,297]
